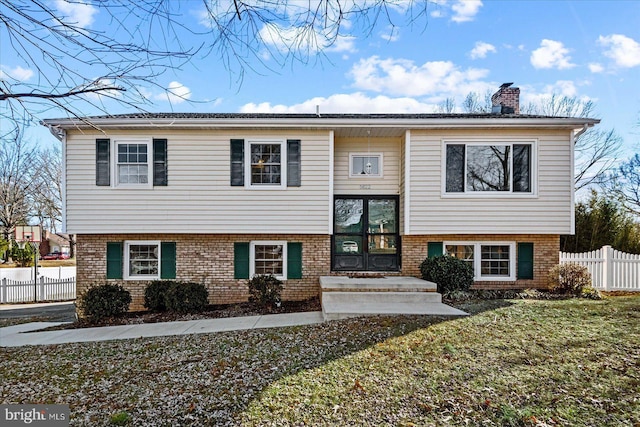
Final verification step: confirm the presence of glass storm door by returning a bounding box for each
[332,196,400,271]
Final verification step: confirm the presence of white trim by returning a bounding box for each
[329,130,335,235]
[112,138,153,188]
[250,240,287,280]
[570,129,577,235]
[441,139,537,198]
[404,130,411,235]
[348,153,384,178]
[124,240,161,280]
[60,130,67,233]
[444,241,516,281]
[244,139,287,190]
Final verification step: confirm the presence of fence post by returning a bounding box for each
[602,245,612,291]
[39,276,46,302]
[1,278,5,303]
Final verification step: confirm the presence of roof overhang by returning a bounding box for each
[42,115,600,139]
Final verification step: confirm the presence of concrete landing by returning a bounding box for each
[319,276,467,321]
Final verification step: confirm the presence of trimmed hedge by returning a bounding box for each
[248,274,283,310]
[143,281,208,313]
[78,284,131,323]
[420,255,474,294]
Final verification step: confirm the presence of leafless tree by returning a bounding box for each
[32,145,62,233]
[462,90,492,113]
[0,126,42,241]
[435,97,456,114]
[604,154,640,216]
[521,95,621,190]
[1,0,431,122]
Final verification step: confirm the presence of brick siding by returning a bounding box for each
[401,234,559,290]
[77,234,330,311]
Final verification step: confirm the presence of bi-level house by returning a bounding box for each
[43,84,598,310]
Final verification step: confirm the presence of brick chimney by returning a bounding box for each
[491,82,520,114]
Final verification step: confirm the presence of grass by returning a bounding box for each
[0,259,76,268]
[1,296,638,426]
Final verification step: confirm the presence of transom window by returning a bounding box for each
[349,153,383,177]
[124,241,160,279]
[444,242,515,281]
[116,140,152,186]
[445,142,533,194]
[250,241,287,279]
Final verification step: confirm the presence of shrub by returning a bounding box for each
[548,263,592,296]
[580,286,602,300]
[420,255,474,295]
[78,284,131,323]
[247,274,283,310]
[144,280,172,312]
[11,243,34,267]
[164,281,208,313]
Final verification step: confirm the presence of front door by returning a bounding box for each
[332,196,400,271]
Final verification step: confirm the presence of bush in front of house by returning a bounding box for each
[163,281,209,313]
[248,274,283,311]
[11,243,34,267]
[144,280,172,312]
[548,263,600,298]
[78,283,131,323]
[420,255,474,295]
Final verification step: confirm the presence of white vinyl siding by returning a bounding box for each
[408,129,573,235]
[65,130,331,234]
[334,137,400,195]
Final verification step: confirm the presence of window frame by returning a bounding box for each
[443,241,516,281]
[250,240,288,280]
[441,140,537,197]
[113,138,153,188]
[124,240,161,280]
[349,153,384,178]
[244,139,287,189]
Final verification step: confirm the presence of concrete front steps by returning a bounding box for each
[319,276,468,321]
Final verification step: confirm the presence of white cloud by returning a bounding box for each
[469,41,496,59]
[0,65,34,81]
[258,23,356,54]
[530,39,575,70]
[589,63,604,73]
[240,92,439,114]
[348,56,491,99]
[598,34,640,68]
[54,0,97,28]
[155,81,192,104]
[380,26,400,42]
[451,0,483,23]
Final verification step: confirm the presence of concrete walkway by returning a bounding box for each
[0,311,325,348]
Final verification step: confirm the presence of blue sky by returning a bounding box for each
[1,0,639,155]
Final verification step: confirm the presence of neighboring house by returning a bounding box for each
[43,84,598,310]
[40,230,72,257]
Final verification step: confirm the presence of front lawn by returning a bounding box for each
[1,296,638,426]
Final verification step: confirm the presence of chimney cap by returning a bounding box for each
[500,82,514,89]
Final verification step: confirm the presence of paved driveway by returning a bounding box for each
[0,301,76,322]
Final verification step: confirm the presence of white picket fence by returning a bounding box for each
[0,276,76,303]
[559,245,640,291]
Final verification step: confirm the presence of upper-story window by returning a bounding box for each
[349,153,383,178]
[444,141,534,194]
[96,138,167,187]
[230,138,301,188]
[117,143,149,185]
[249,142,283,186]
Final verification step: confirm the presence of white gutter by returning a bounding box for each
[43,117,600,130]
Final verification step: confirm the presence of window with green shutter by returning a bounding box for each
[106,242,123,279]
[517,242,534,280]
[234,242,250,279]
[287,242,303,279]
[428,242,444,258]
[160,242,176,279]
